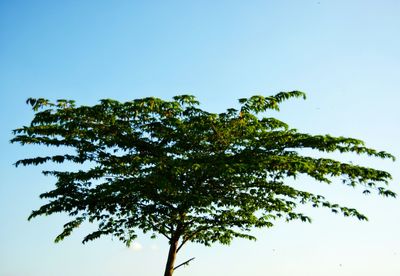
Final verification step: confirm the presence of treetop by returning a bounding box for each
[12,91,396,248]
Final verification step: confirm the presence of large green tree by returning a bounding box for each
[12,91,396,276]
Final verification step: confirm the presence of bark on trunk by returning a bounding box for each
[163,238,179,276]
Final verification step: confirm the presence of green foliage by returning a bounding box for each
[12,91,396,248]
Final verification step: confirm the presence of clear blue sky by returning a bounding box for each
[1,1,399,275]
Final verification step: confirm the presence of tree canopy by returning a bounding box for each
[12,91,396,276]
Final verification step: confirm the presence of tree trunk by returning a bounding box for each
[163,238,179,276]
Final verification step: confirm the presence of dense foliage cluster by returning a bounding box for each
[12,91,395,276]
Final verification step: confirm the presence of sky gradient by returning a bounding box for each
[1,1,399,275]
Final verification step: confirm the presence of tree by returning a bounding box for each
[12,91,396,276]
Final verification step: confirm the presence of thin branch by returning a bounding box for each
[156,228,171,240]
[176,227,207,252]
[145,217,172,241]
[174,257,195,271]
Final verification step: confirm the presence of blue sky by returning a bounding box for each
[1,1,399,275]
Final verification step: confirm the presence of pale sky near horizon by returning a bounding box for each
[1,1,399,275]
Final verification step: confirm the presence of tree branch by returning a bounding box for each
[173,257,195,271]
[176,227,207,252]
